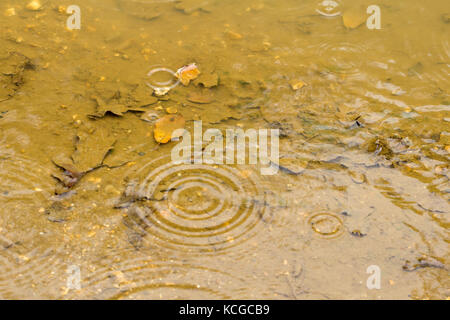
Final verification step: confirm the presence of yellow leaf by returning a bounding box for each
[175,63,200,86]
[342,9,366,29]
[154,114,186,144]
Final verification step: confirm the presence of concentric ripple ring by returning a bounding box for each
[124,156,267,253]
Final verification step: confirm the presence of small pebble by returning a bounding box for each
[226,30,243,40]
[166,107,178,114]
[290,80,307,90]
[5,8,16,16]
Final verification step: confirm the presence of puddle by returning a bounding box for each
[0,0,448,299]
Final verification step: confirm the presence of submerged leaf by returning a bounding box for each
[72,131,116,172]
[187,91,215,104]
[51,160,85,188]
[175,0,213,14]
[195,72,219,88]
[89,94,151,118]
[117,0,168,20]
[98,103,129,117]
[0,52,34,101]
[408,62,424,76]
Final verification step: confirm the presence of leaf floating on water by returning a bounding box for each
[175,63,200,86]
[342,8,366,29]
[154,114,186,144]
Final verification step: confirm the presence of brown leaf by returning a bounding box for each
[72,131,116,172]
[195,72,219,88]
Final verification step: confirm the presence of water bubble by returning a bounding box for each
[316,42,366,76]
[316,0,342,17]
[145,66,180,96]
[308,212,344,239]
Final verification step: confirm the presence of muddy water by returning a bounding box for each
[0,0,449,299]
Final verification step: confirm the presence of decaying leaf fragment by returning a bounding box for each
[72,131,116,173]
[91,96,129,117]
[154,114,186,144]
[117,0,169,20]
[0,52,34,101]
[51,130,117,192]
[51,160,85,189]
[175,0,213,14]
[88,95,150,118]
[187,90,215,104]
[195,72,219,88]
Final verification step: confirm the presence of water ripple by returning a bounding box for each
[121,156,268,253]
[67,249,241,299]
